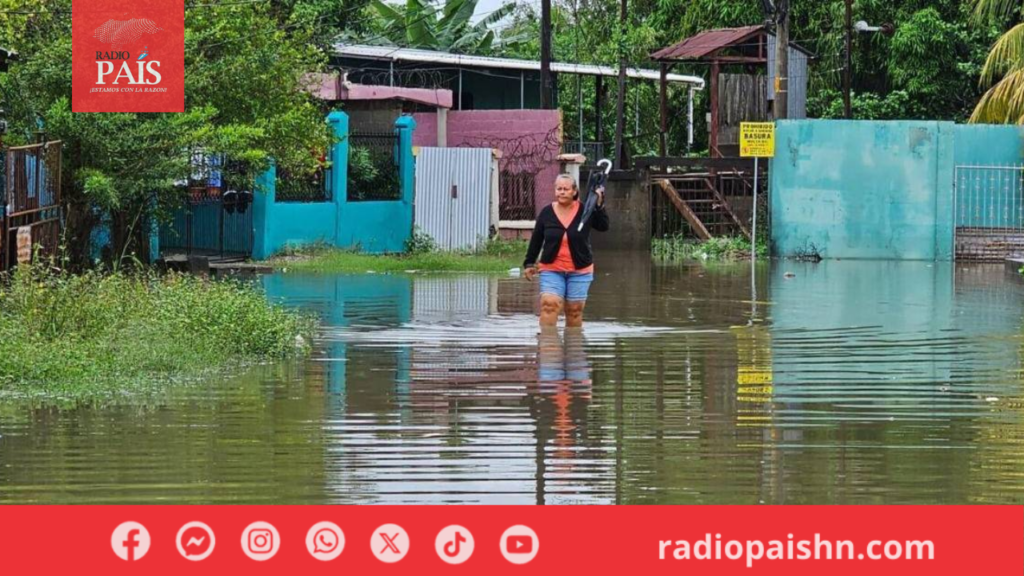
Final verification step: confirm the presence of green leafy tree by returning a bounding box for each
[0,0,336,266]
[971,0,1024,123]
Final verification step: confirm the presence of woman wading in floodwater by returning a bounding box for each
[523,174,609,327]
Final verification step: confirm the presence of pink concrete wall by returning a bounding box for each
[412,110,563,218]
[412,113,438,147]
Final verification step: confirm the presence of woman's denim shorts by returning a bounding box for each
[539,271,594,302]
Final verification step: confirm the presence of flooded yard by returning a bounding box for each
[3,254,1024,504]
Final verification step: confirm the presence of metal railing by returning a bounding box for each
[498,170,537,222]
[561,141,607,164]
[954,164,1024,261]
[348,131,400,202]
[276,165,330,203]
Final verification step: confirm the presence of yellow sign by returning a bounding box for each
[740,122,776,158]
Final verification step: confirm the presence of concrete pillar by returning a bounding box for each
[252,161,276,260]
[395,115,417,205]
[437,108,448,147]
[327,111,349,248]
[490,148,502,232]
[558,153,586,187]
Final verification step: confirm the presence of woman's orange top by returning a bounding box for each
[538,201,595,274]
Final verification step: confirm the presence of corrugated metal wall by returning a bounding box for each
[767,35,808,119]
[414,147,494,251]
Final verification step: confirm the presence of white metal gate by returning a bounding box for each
[954,164,1024,261]
[414,147,496,251]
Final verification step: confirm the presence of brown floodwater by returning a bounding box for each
[3,254,1024,504]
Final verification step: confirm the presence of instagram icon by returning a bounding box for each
[241,522,280,561]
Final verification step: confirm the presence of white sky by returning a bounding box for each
[470,0,523,24]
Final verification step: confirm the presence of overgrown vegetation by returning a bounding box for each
[0,263,316,404]
[971,0,1024,123]
[1,0,356,267]
[272,234,527,273]
[652,236,768,262]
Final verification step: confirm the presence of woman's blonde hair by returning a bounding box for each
[555,173,579,199]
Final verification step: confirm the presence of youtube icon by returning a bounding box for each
[507,536,532,553]
[501,525,539,564]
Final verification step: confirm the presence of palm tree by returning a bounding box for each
[972,0,1024,122]
[366,0,526,54]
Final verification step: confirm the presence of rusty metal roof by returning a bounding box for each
[651,25,765,61]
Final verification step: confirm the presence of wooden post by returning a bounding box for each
[774,0,790,120]
[540,0,553,109]
[710,60,720,158]
[613,0,627,168]
[659,63,668,157]
[596,75,604,147]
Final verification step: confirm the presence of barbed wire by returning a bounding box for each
[456,125,562,176]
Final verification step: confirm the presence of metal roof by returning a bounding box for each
[333,44,705,89]
[652,26,763,61]
[652,25,815,61]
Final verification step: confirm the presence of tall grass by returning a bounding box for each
[0,264,315,404]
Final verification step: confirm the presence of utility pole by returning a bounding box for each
[844,0,853,119]
[613,0,627,168]
[773,0,789,120]
[540,0,553,109]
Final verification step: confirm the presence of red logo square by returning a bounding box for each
[71,0,184,112]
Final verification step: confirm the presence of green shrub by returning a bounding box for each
[652,236,768,261]
[404,227,439,255]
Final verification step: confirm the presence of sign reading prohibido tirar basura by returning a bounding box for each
[71,0,184,112]
[740,122,776,158]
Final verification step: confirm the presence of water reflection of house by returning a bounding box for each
[407,276,532,417]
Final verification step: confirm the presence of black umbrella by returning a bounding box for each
[578,159,613,232]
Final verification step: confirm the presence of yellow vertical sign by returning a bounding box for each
[740,122,776,158]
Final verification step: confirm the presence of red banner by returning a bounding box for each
[72,0,184,112]
[0,506,1019,574]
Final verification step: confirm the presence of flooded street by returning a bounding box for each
[4,254,1024,504]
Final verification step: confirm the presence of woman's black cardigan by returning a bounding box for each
[522,202,610,270]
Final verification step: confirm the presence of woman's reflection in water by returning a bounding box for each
[533,326,593,466]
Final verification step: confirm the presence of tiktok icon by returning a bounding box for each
[435,525,475,565]
[111,521,151,561]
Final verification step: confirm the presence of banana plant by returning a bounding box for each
[368,0,527,54]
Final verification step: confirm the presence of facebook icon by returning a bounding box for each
[111,522,151,561]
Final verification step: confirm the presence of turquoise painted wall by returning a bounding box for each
[252,163,337,259]
[771,120,954,260]
[252,112,416,259]
[333,114,417,253]
[771,121,1024,261]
